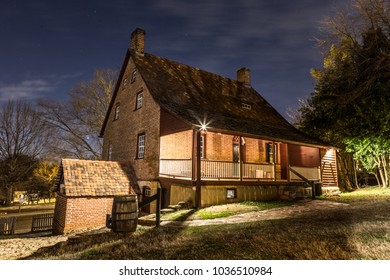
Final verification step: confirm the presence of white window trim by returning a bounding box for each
[136,91,143,109]
[137,134,145,159]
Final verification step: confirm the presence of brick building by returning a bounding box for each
[99,28,338,211]
[53,159,139,233]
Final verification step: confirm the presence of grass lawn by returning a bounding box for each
[24,187,390,260]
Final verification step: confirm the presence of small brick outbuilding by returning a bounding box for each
[53,159,140,234]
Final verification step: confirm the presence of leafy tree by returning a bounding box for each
[346,136,390,188]
[298,0,390,190]
[0,101,50,205]
[30,161,59,202]
[39,69,117,159]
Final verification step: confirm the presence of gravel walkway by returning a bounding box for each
[0,199,348,260]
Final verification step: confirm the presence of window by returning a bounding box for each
[226,188,237,199]
[123,76,128,88]
[137,134,145,159]
[266,142,273,163]
[136,90,143,109]
[131,69,137,83]
[242,103,252,110]
[114,104,120,120]
[143,186,151,197]
[200,135,205,159]
[108,143,113,161]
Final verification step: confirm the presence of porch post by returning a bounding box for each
[272,141,276,181]
[195,129,202,208]
[239,136,243,181]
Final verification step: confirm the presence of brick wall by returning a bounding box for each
[204,132,233,161]
[244,138,267,163]
[159,131,272,163]
[160,130,192,159]
[52,194,67,234]
[201,132,269,163]
[53,195,114,234]
[102,56,161,180]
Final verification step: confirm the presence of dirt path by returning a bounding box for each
[0,199,351,260]
[0,233,68,260]
[160,199,350,227]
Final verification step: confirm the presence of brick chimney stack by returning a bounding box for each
[130,28,145,55]
[237,67,251,87]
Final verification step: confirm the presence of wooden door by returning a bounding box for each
[141,186,151,213]
[280,143,288,180]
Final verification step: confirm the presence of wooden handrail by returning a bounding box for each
[288,166,316,199]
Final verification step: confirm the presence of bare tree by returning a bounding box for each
[39,69,116,159]
[0,100,51,206]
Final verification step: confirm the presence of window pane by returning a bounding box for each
[136,91,143,109]
[108,143,113,161]
[200,135,204,158]
[131,70,137,83]
[138,134,145,158]
[114,105,120,120]
[226,189,236,199]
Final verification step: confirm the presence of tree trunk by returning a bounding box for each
[337,152,358,191]
[5,185,13,207]
[381,156,389,188]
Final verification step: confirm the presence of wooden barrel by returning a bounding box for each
[111,195,138,232]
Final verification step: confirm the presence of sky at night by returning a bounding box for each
[0,0,351,118]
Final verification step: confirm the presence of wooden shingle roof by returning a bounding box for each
[101,49,326,147]
[58,159,140,197]
[133,51,325,147]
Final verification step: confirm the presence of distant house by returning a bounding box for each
[99,28,338,211]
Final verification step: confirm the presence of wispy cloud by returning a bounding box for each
[0,71,84,103]
[0,79,55,102]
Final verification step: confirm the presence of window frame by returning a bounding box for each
[114,104,120,120]
[226,188,237,199]
[137,133,145,159]
[108,143,113,161]
[265,142,273,163]
[136,90,143,110]
[200,134,205,159]
[131,69,137,84]
[242,103,252,110]
[123,76,128,88]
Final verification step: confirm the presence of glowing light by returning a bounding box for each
[196,115,212,131]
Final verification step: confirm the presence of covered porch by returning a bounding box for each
[159,129,326,183]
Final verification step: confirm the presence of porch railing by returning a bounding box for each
[243,163,274,179]
[201,160,240,179]
[289,166,320,181]
[159,159,192,178]
[160,159,275,180]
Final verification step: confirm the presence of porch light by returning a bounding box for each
[198,119,211,131]
[196,115,212,131]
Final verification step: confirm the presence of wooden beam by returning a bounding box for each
[195,130,202,208]
[156,188,161,227]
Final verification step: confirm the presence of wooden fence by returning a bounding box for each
[0,216,16,235]
[31,213,54,232]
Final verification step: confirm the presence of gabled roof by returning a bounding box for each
[101,49,326,147]
[57,159,140,197]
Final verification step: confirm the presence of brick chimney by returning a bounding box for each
[130,28,145,55]
[237,67,251,87]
